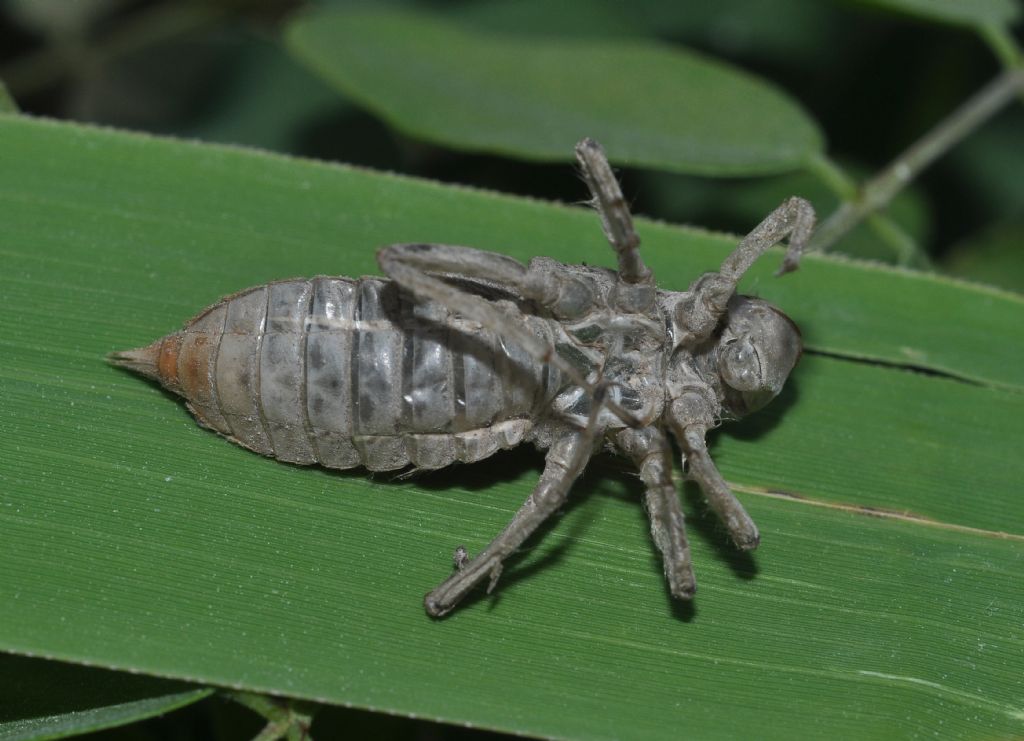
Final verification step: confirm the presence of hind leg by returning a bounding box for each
[424,429,595,617]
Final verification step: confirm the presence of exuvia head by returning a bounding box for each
[717,295,802,417]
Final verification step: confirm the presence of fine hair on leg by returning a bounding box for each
[574,138,651,286]
[678,425,759,551]
[617,426,696,599]
[676,197,816,342]
[720,196,816,280]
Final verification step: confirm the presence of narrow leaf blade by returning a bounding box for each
[0,654,210,741]
[0,79,17,113]
[0,115,1022,740]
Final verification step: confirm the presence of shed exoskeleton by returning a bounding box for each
[111,139,813,617]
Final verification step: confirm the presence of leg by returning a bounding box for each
[424,429,595,617]
[616,427,696,599]
[378,242,597,320]
[378,245,641,428]
[678,425,759,551]
[575,138,651,287]
[677,197,815,342]
[722,195,815,279]
[380,244,581,385]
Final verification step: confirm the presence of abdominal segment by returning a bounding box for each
[130,277,562,471]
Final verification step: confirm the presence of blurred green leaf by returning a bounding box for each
[181,32,343,154]
[0,654,210,741]
[1,115,1023,740]
[949,109,1024,220]
[850,0,1021,28]
[943,221,1024,293]
[0,79,17,113]
[455,0,643,38]
[284,7,824,175]
[460,0,854,69]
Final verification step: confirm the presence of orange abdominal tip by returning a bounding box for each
[108,334,184,394]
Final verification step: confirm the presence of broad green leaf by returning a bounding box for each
[461,0,849,62]
[1,115,1022,740]
[455,0,642,38]
[284,8,824,175]
[0,654,210,741]
[850,0,1021,28]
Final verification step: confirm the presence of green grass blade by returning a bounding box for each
[0,654,210,741]
[1,115,1022,739]
[0,79,17,113]
[284,8,824,175]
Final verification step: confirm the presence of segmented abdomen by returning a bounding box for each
[140,277,562,471]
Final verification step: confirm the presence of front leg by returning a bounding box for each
[668,392,759,551]
[679,424,759,551]
[676,197,815,343]
[616,427,696,600]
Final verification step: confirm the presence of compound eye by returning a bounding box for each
[720,337,763,391]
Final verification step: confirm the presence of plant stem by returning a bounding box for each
[804,155,858,200]
[805,154,925,265]
[228,691,315,741]
[864,213,927,268]
[979,24,1023,71]
[809,68,1024,256]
